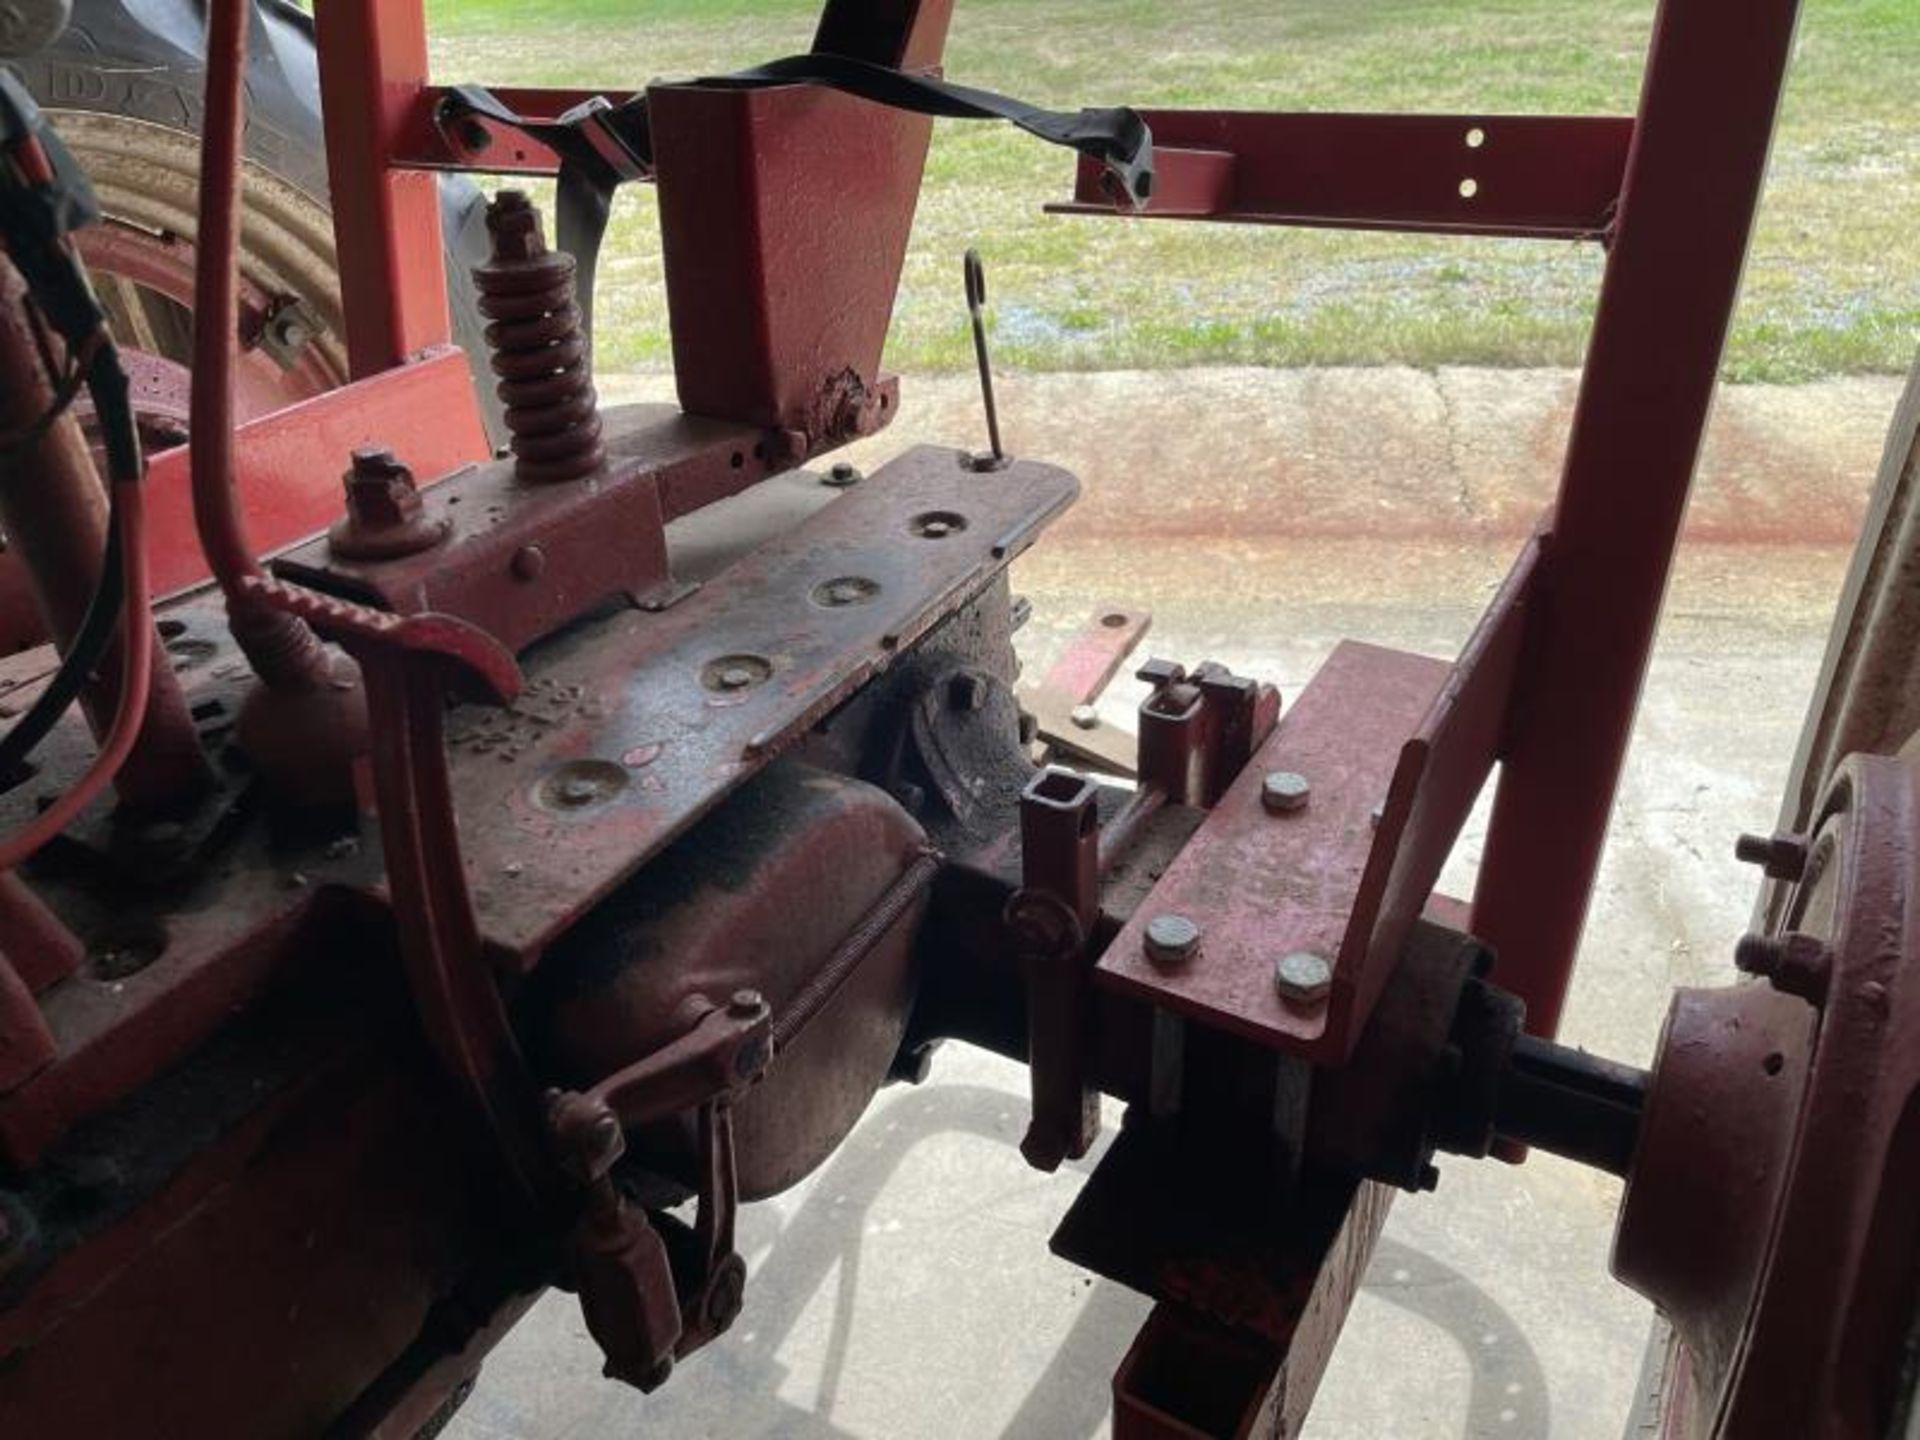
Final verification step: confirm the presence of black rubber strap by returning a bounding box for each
[438,60,1154,345]
[440,85,648,356]
[693,55,1154,209]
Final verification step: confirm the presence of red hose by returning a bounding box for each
[188,0,260,587]
[0,483,153,870]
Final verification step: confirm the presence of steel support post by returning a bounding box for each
[1471,0,1804,1039]
[312,0,453,378]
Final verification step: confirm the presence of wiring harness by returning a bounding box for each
[0,70,154,866]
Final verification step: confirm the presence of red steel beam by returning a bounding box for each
[312,0,454,377]
[1471,0,1804,1038]
[1051,112,1633,240]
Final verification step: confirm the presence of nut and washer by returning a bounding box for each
[1261,771,1311,814]
[1069,704,1101,731]
[1144,914,1201,967]
[1274,951,1333,1005]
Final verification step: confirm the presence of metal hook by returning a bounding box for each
[963,249,1006,471]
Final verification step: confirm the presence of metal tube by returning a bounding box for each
[1471,0,1804,1040]
[1492,1034,1648,1176]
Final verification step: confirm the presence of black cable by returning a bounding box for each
[0,72,135,783]
[0,334,135,782]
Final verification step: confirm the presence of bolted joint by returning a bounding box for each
[1144,914,1201,968]
[1274,950,1333,1006]
[1734,829,1810,882]
[483,189,551,265]
[329,447,449,560]
[1261,770,1311,814]
[1734,930,1832,1005]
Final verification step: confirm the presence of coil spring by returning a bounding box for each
[474,192,606,484]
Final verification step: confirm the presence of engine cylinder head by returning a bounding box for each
[473,191,606,484]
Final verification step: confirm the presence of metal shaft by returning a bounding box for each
[1492,1034,1648,1177]
[963,249,1003,464]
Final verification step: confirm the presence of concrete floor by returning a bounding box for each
[451,367,1902,1440]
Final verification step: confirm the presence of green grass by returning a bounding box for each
[426,0,1919,381]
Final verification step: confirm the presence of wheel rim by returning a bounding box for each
[50,110,351,446]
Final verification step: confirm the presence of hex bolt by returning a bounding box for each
[1274,951,1333,1006]
[1734,930,1832,1004]
[329,446,448,560]
[1144,914,1201,967]
[728,988,766,1019]
[823,461,862,488]
[1734,830,1810,882]
[1070,704,1101,731]
[1261,771,1311,815]
[718,666,756,690]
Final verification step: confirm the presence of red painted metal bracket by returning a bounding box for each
[1050,112,1632,240]
[1097,539,1539,1062]
[398,87,633,175]
[141,345,488,599]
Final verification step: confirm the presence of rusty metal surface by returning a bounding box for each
[1715,753,1920,1437]
[1039,604,1152,702]
[139,346,489,599]
[1051,112,1631,240]
[1095,536,1531,1064]
[1096,641,1447,1061]
[272,404,754,657]
[442,444,1076,960]
[1012,768,1103,1171]
[532,760,931,1201]
[1610,982,1813,1432]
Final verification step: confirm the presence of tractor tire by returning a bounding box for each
[11,0,499,443]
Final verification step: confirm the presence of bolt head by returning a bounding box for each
[1261,771,1311,814]
[824,461,861,487]
[728,988,765,1018]
[718,666,755,690]
[1144,914,1201,967]
[1069,704,1100,731]
[511,545,547,581]
[1274,951,1333,1005]
[922,520,951,539]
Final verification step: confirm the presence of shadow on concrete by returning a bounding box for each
[614,1080,1550,1439]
